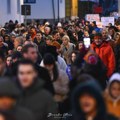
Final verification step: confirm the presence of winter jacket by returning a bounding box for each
[53,68,69,102]
[114,44,120,72]
[61,43,75,64]
[0,78,35,120]
[34,38,46,57]
[65,80,118,120]
[12,106,35,120]
[91,42,115,77]
[104,73,120,118]
[18,79,58,120]
[35,64,55,95]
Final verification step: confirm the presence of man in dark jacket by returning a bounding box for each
[22,44,54,94]
[17,59,58,120]
[34,31,46,57]
[65,80,118,120]
[0,77,34,120]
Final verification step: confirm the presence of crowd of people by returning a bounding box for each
[0,18,120,120]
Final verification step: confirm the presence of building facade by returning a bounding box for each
[65,0,78,18]
[0,0,24,26]
[24,0,65,20]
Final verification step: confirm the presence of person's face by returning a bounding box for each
[102,31,107,39]
[54,33,60,40]
[6,57,12,67]
[17,46,22,52]
[44,64,54,72]
[109,29,114,36]
[85,26,89,31]
[58,27,64,34]
[0,59,5,75]
[84,31,89,37]
[14,39,19,49]
[115,35,120,41]
[117,25,120,31]
[79,43,84,50]
[0,115,5,120]
[36,33,42,40]
[0,97,15,110]
[0,38,3,47]
[24,47,38,63]
[45,28,50,35]
[94,36,102,46]
[11,35,16,42]
[62,38,68,46]
[71,53,76,62]
[1,30,5,36]
[92,30,96,35]
[79,94,97,114]
[18,64,37,88]
[110,81,120,99]
[4,37,9,41]
[30,28,35,34]
[46,39,51,45]
[91,23,94,27]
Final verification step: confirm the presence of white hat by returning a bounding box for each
[109,73,120,84]
[45,22,50,26]
[57,22,62,27]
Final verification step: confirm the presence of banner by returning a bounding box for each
[101,17,115,26]
[85,14,100,22]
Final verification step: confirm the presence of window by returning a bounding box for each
[7,0,11,14]
[17,0,20,14]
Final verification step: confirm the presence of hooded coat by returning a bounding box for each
[65,81,118,120]
[18,79,58,120]
[104,73,120,118]
[0,78,35,120]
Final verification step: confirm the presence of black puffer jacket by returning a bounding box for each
[18,79,58,120]
[64,81,118,120]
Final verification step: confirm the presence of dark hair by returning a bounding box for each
[36,31,42,34]
[12,51,22,60]
[70,51,78,64]
[6,54,12,60]
[17,59,36,71]
[93,33,102,39]
[43,53,58,81]
[0,52,5,61]
[77,74,96,84]
[22,44,35,54]
[52,30,58,36]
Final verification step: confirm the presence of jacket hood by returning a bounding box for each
[109,73,120,85]
[71,80,107,119]
[0,77,20,98]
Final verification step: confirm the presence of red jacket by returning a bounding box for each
[91,42,115,77]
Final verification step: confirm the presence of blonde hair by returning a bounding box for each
[14,36,24,45]
[62,35,70,42]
